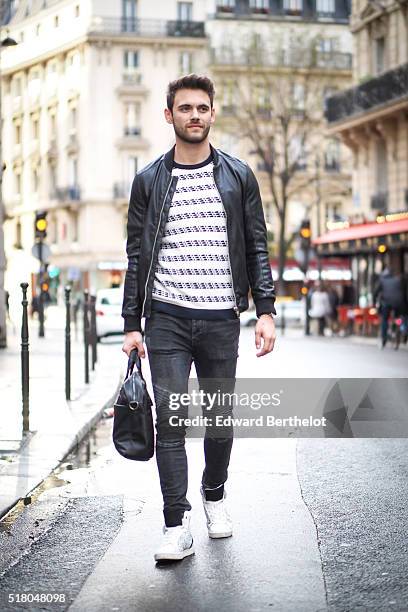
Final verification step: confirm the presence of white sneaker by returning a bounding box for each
[154,511,195,562]
[200,486,233,539]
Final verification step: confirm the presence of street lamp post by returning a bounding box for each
[0,34,17,348]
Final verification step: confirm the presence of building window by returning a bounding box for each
[32,167,40,193]
[71,211,79,242]
[123,0,137,17]
[36,24,41,36]
[69,157,78,188]
[283,0,302,15]
[49,163,57,197]
[49,111,57,138]
[249,0,269,12]
[12,76,22,97]
[177,2,193,21]
[375,139,388,195]
[124,102,141,136]
[292,82,305,112]
[316,0,335,14]
[217,0,235,11]
[54,15,59,27]
[374,37,385,75]
[221,81,236,115]
[124,50,139,69]
[179,51,193,74]
[14,122,21,145]
[254,82,271,117]
[128,156,138,181]
[15,171,22,196]
[324,139,340,172]
[19,31,24,43]
[75,5,80,17]
[70,107,77,134]
[290,136,307,171]
[15,219,22,249]
[325,202,343,223]
[32,116,39,140]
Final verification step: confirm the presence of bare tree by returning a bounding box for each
[215,31,352,291]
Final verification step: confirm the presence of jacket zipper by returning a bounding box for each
[141,176,174,319]
[213,171,240,319]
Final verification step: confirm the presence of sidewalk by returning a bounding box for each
[0,306,124,519]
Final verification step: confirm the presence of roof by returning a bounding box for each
[313,218,408,245]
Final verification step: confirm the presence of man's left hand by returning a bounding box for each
[255,314,276,357]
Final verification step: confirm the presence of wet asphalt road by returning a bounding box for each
[0,334,407,611]
[0,419,407,612]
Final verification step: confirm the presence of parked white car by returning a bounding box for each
[95,288,124,341]
[239,300,305,328]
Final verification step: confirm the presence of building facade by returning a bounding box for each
[1,0,353,306]
[1,0,208,302]
[207,0,353,287]
[321,0,408,305]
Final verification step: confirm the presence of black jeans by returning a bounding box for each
[144,311,240,527]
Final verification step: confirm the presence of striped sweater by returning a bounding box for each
[151,154,236,318]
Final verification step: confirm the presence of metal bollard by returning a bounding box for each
[65,286,71,400]
[20,283,30,433]
[305,293,311,336]
[281,303,286,336]
[83,290,90,384]
[90,294,97,370]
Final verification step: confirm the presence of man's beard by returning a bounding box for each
[173,122,211,144]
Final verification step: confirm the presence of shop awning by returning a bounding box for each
[313,218,408,245]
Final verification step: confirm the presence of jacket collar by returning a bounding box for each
[163,143,219,172]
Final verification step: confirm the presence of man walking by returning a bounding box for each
[374,265,408,347]
[122,74,276,562]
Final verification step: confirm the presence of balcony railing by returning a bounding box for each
[124,127,142,137]
[210,48,351,70]
[54,186,81,202]
[326,63,408,124]
[88,17,205,38]
[215,3,349,23]
[371,192,388,212]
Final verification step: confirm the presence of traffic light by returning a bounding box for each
[299,219,311,250]
[35,211,48,240]
[377,236,387,254]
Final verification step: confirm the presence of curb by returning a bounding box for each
[0,367,123,521]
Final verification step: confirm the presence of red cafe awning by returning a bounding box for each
[313,218,408,245]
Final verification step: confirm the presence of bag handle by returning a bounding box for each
[126,348,142,379]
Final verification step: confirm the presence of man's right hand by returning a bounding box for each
[122,331,146,358]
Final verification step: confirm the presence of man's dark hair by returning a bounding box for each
[166,74,215,111]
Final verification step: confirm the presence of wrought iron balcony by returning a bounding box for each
[215,1,349,23]
[88,17,205,38]
[210,47,351,70]
[371,192,388,212]
[326,63,408,124]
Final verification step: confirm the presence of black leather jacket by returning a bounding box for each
[122,143,276,332]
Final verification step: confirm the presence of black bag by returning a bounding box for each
[112,349,154,461]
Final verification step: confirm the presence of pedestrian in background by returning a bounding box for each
[374,266,408,348]
[121,74,276,563]
[309,281,331,336]
[327,284,340,335]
